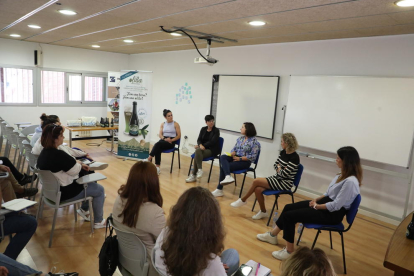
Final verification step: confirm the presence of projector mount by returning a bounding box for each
[160,26,237,64]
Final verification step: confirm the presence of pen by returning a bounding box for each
[255,263,260,276]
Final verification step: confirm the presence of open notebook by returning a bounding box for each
[2,199,37,212]
[245,260,271,276]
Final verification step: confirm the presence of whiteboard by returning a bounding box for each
[284,76,414,167]
[215,75,279,139]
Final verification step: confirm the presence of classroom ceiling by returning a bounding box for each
[0,0,414,54]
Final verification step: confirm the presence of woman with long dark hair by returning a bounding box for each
[257,146,362,260]
[112,161,165,276]
[154,187,239,276]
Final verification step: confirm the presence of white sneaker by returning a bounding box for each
[76,208,90,222]
[88,162,108,171]
[212,189,224,197]
[272,247,291,260]
[230,198,247,208]
[94,219,106,229]
[186,174,196,183]
[220,175,235,185]
[252,210,269,220]
[156,167,160,175]
[196,169,203,179]
[142,158,148,162]
[257,232,278,245]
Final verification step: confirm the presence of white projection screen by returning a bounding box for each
[214,75,280,139]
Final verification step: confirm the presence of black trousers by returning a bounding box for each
[0,157,23,182]
[149,139,175,165]
[276,197,347,243]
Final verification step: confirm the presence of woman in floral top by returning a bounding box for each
[212,122,261,197]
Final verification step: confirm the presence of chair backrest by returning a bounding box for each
[346,194,361,226]
[111,224,149,276]
[217,137,224,156]
[151,245,166,276]
[27,151,39,169]
[175,138,180,147]
[252,150,261,168]
[21,125,39,136]
[37,170,62,205]
[17,135,29,154]
[293,164,304,187]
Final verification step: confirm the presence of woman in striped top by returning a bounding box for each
[230,133,300,220]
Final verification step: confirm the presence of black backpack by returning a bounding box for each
[98,215,119,276]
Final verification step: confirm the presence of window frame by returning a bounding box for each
[38,67,107,107]
[0,63,37,106]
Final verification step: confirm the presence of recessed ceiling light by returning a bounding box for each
[171,32,182,37]
[92,45,100,48]
[9,34,21,37]
[28,24,41,29]
[123,39,134,43]
[59,9,77,15]
[248,21,266,26]
[395,0,414,6]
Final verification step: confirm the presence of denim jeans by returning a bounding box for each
[66,182,105,223]
[220,248,240,276]
[0,253,42,276]
[3,212,37,260]
[217,155,251,190]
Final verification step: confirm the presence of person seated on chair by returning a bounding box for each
[230,133,300,220]
[256,146,362,261]
[146,109,181,175]
[154,187,240,276]
[0,165,38,198]
[112,161,165,276]
[211,122,260,198]
[186,115,220,183]
[0,157,36,186]
[37,124,106,229]
[280,247,336,276]
[30,113,60,147]
[0,174,38,260]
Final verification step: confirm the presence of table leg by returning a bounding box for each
[69,130,72,147]
[111,130,114,153]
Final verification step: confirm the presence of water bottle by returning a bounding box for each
[272,212,279,229]
[297,223,303,242]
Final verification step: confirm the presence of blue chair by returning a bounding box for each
[162,138,181,173]
[187,137,224,183]
[232,150,261,198]
[296,194,362,274]
[252,164,304,226]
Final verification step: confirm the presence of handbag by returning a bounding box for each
[98,214,119,276]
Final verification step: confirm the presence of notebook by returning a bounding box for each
[2,199,37,211]
[245,260,271,276]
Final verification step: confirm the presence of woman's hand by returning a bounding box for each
[233,156,240,161]
[231,151,236,156]
[0,165,10,173]
[194,145,199,149]
[223,264,229,273]
[81,164,90,171]
[309,199,317,208]
[200,144,205,150]
[165,137,173,144]
[0,266,8,276]
[85,153,93,161]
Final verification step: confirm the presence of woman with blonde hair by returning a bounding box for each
[153,186,239,276]
[231,133,300,220]
[280,247,336,276]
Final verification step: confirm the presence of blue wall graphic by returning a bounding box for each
[176,82,192,104]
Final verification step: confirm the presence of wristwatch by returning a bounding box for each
[239,157,242,161]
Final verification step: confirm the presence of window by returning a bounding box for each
[0,67,34,104]
[41,71,65,103]
[40,70,106,105]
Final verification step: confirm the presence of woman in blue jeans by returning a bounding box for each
[154,187,239,276]
[37,124,106,229]
[212,122,261,197]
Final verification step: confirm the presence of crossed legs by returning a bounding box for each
[241,178,271,212]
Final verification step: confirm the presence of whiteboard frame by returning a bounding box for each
[210,74,280,140]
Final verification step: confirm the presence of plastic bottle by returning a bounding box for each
[297,223,303,242]
[272,212,279,229]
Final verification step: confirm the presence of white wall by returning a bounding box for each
[129,34,414,224]
[0,38,129,135]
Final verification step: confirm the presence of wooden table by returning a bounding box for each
[384,212,414,275]
[65,126,118,153]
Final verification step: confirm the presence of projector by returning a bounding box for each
[194,56,218,64]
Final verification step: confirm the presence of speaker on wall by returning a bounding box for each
[34,50,38,65]
[34,49,43,67]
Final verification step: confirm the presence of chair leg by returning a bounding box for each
[89,199,94,234]
[36,197,43,220]
[49,209,58,248]
[20,158,26,173]
[13,149,18,164]
[177,149,180,169]
[234,174,237,187]
[208,159,214,183]
[291,194,295,204]
[311,230,321,249]
[297,227,305,246]
[340,232,346,274]
[252,198,257,211]
[170,151,175,173]
[267,198,278,226]
[329,231,333,249]
[74,204,77,222]
[238,173,247,198]
[16,155,22,172]
[188,158,194,176]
